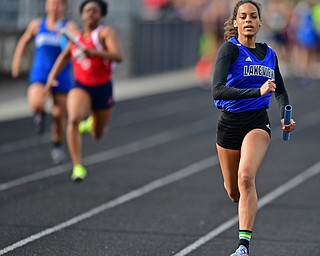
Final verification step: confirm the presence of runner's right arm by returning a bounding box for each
[11,19,40,78]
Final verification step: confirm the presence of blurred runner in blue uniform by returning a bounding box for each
[11,0,77,164]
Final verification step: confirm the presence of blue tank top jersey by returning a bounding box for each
[214,37,276,113]
[29,18,72,93]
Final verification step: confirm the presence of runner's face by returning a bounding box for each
[234,3,261,37]
[46,0,65,15]
[81,2,102,28]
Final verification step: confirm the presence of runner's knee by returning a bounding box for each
[238,172,255,192]
[224,182,240,203]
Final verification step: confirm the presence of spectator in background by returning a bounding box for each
[142,0,170,19]
[172,0,208,21]
[311,0,320,69]
[195,0,230,86]
[264,0,290,62]
[312,0,320,34]
[142,0,320,81]
[11,0,78,164]
[290,0,319,78]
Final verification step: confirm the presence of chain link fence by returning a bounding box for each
[0,0,201,78]
[0,0,142,77]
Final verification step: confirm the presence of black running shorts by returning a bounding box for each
[73,80,114,110]
[216,108,271,150]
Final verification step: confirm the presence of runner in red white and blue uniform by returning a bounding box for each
[46,0,123,181]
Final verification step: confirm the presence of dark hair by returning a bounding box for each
[224,0,261,42]
[79,0,108,17]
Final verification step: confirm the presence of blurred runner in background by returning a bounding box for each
[11,0,78,165]
[46,0,123,182]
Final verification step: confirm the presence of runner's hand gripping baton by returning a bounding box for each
[60,28,85,50]
[283,105,292,141]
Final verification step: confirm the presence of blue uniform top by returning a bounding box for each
[214,37,276,113]
[29,18,72,93]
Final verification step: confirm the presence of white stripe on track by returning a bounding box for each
[0,156,218,255]
[0,98,205,154]
[0,118,213,192]
[173,161,320,256]
[0,134,51,154]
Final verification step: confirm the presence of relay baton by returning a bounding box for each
[60,28,85,50]
[283,105,292,141]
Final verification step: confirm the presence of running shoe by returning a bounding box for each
[78,115,93,134]
[33,111,46,134]
[51,145,65,165]
[71,164,87,182]
[230,245,249,256]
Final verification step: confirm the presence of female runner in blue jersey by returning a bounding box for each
[212,1,296,255]
[11,0,77,164]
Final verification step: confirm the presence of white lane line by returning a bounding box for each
[0,156,219,255]
[0,96,205,154]
[173,161,320,256]
[0,134,51,154]
[0,118,213,192]
[113,99,205,128]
